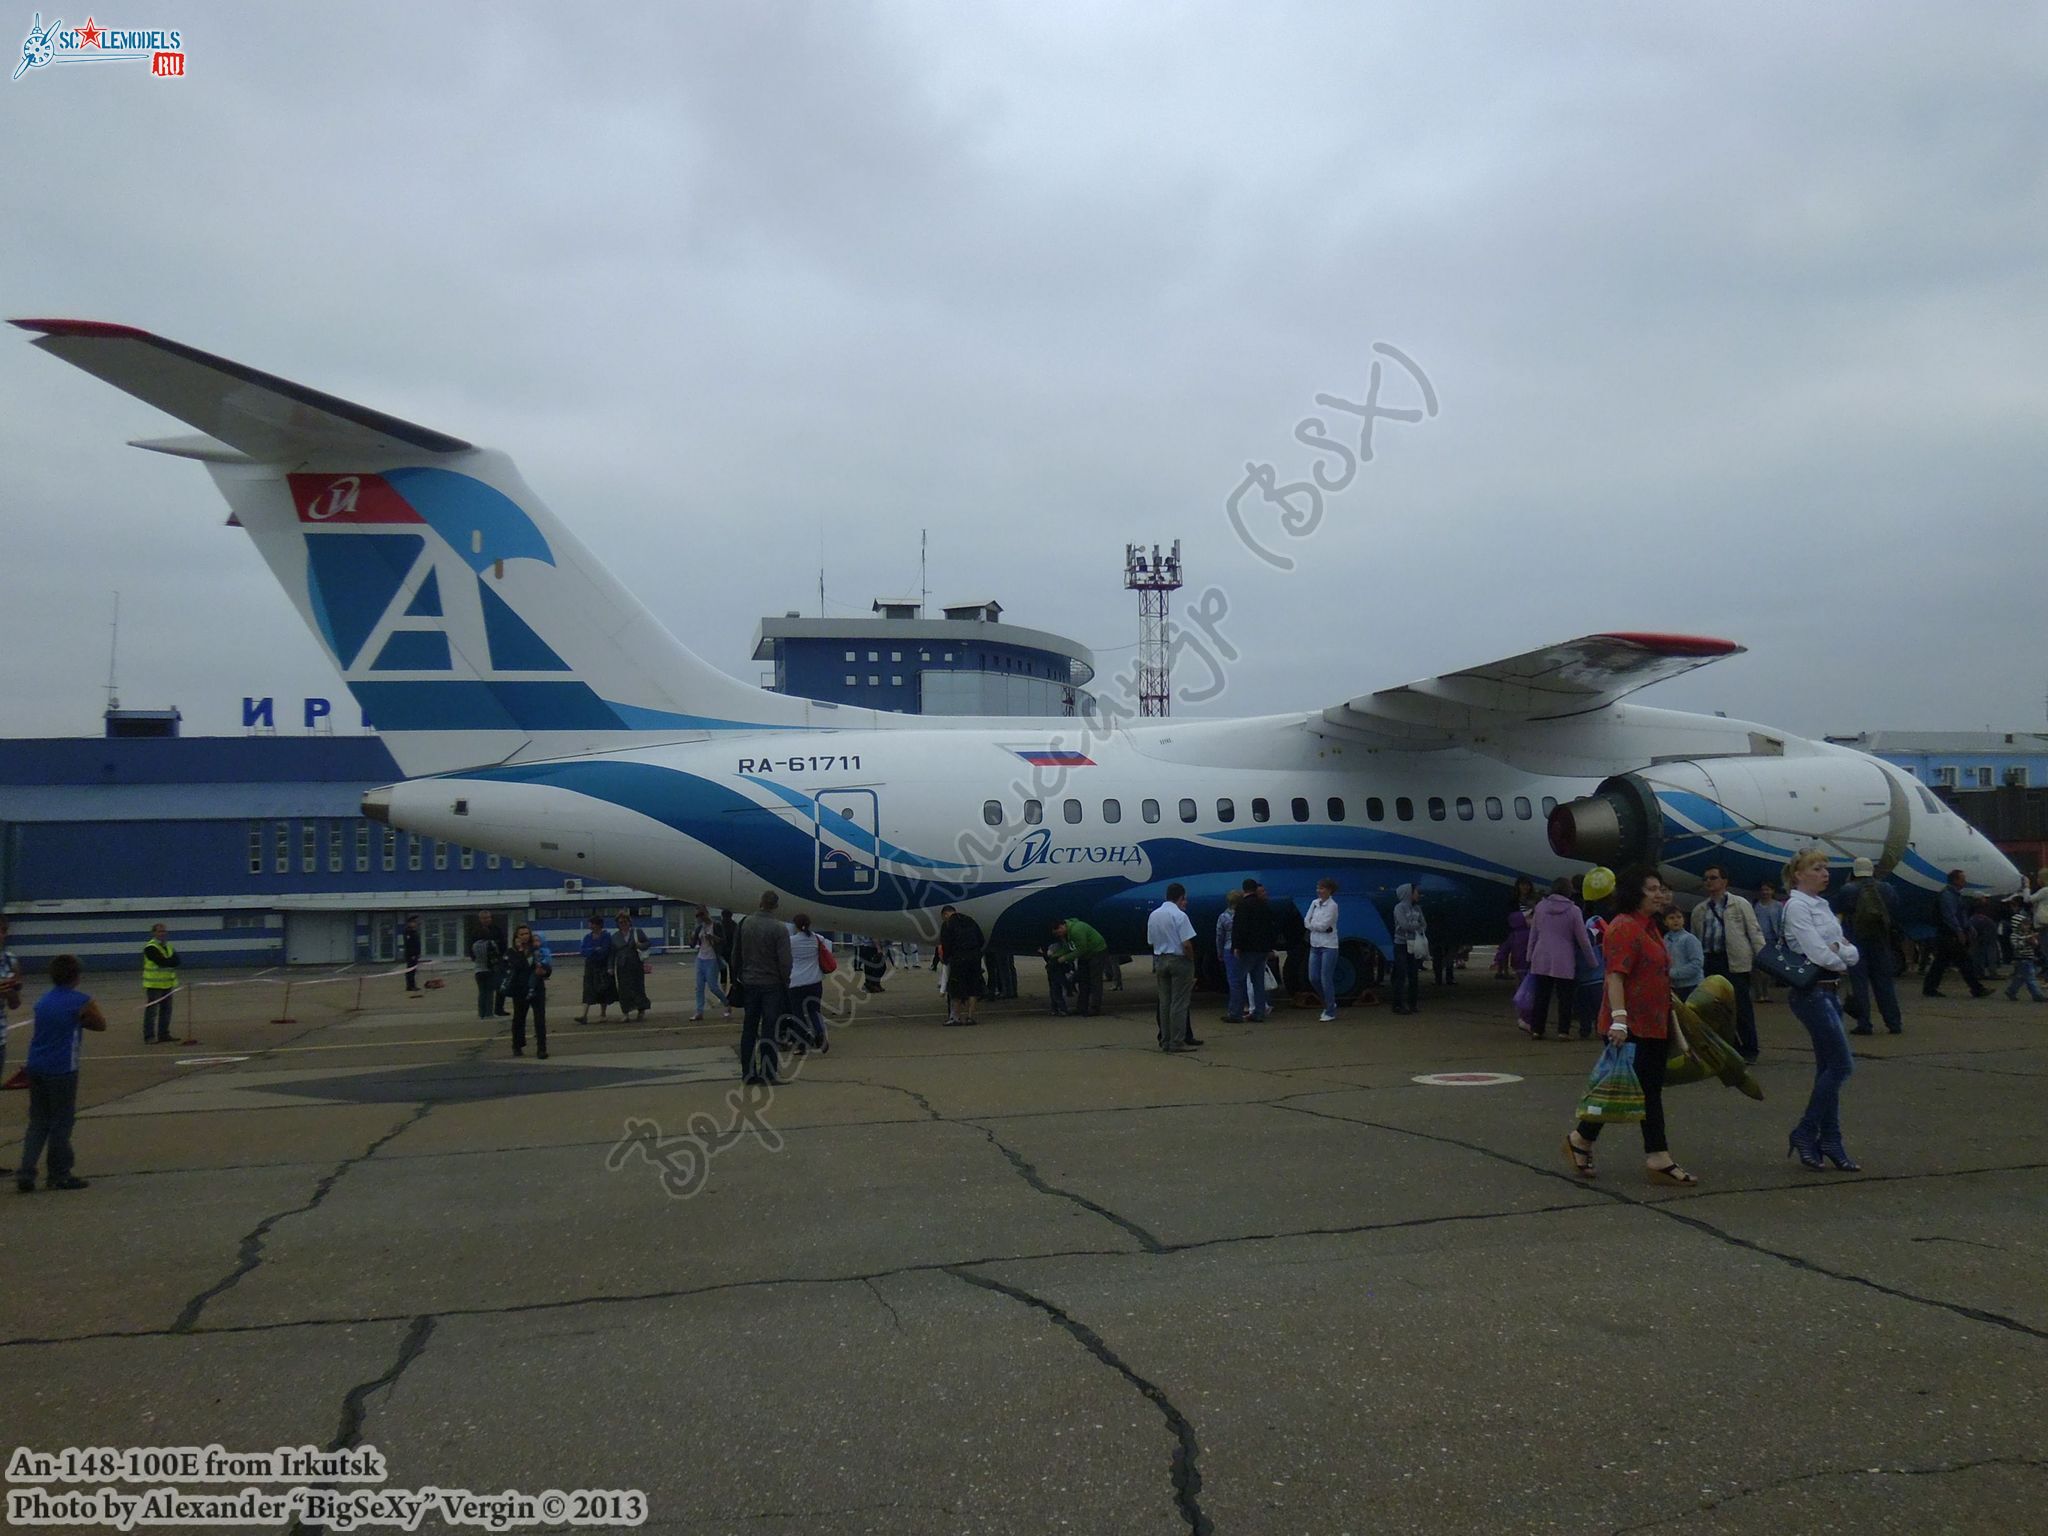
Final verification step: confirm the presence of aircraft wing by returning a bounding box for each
[11,319,472,461]
[1320,632,1744,746]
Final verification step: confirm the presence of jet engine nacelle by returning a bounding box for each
[1548,755,1908,891]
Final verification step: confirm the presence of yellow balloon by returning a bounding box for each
[1583,866,1616,902]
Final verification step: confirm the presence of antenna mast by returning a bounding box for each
[1124,540,1184,717]
[105,591,121,711]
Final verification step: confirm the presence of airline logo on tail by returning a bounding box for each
[287,469,569,687]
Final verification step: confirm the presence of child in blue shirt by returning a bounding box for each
[1662,908,1705,996]
[19,954,108,1193]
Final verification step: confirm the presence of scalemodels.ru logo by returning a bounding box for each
[13,12,186,80]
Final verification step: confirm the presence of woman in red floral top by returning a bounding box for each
[1563,866,1698,1185]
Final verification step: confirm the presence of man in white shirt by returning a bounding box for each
[1147,884,1198,1052]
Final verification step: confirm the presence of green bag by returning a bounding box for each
[1575,1042,1647,1124]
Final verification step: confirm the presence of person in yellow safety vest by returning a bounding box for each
[141,923,179,1045]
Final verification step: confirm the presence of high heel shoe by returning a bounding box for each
[1787,1130,1824,1171]
[1818,1138,1861,1172]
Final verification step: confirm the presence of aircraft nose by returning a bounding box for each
[361,786,392,825]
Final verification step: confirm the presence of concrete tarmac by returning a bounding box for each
[2,961,2044,1535]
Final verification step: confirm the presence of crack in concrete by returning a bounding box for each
[1269,1100,2048,1342]
[967,1121,1167,1253]
[861,1278,906,1335]
[168,1100,439,1333]
[949,1267,1210,1536]
[1607,1453,2048,1534]
[332,1314,436,1448]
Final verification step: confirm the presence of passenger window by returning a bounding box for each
[1291,797,1310,822]
[1063,798,1083,824]
[1024,799,1043,825]
[1103,799,1122,824]
[1485,796,1503,820]
[1366,797,1384,821]
[982,800,1002,827]
[1428,797,1447,821]
[1541,796,1558,817]
[1142,798,1161,823]
[1179,797,1197,823]
[1251,798,1270,823]
[1513,796,1532,821]
[1396,797,1414,821]
[1456,797,1474,821]
[1217,798,1236,823]
[1328,797,1346,821]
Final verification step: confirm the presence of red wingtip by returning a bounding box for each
[10,318,154,340]
[1597,632,1742,657]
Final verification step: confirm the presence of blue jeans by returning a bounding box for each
[1222,952,1246,1019]
[1236,952,1269,1018]
[1389,947,1420,1010]
[2005,957,2045,1002]
[694,956,726,1014]
[1309,946,1339,1015]
[1787,983,1854,1145]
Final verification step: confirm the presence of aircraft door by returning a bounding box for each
[815,789,879,895]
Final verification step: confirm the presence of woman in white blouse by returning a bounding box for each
[1781,849,1861,1171]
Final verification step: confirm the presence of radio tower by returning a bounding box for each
[1124,540,1184,717]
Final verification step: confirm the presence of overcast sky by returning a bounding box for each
[2,2,2042,743]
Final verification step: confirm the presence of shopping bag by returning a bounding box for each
[1574,1042,1647,1123]
[1512,971,1539,1030]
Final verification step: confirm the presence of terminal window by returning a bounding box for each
[1178,798,1197,823]
[328,824,343,872]
[302,824,318,874]
[487,852,501,869]
[868,675,879,686]
[383,828,397,871]
[844,651,856,662]
[356,823,370,871]
[868,651,879,662]
[891,675,903,686]
[891,651,902,662]
[248,825,262,876]
[845,675,856,686]
[461,846,474,870]
[434,839,448,870]
[408,836,422,871]
[275,821,290,874]
[1142,798,1160,823]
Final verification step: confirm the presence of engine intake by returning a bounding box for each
[1548,773,1663,869]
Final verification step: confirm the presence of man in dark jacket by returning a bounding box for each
[1924,869,1991,999]
[939,906,986,1027]
[402,915,423,994]
[737,892,794,1084]
[1231,879,1276,1021]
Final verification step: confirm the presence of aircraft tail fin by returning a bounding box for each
[16,319,825,776]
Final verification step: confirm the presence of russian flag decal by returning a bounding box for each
[1013,749,1095,767]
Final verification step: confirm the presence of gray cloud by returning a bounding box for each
[1,1,2041,742]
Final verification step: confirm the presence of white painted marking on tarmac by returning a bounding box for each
[175,1055,251,1067]
[1411,1071,1522,1086]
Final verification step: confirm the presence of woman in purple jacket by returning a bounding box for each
[1524,878,1596,1041]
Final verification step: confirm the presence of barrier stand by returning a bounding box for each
[353,973,367,1013]
[270,979,296,1025]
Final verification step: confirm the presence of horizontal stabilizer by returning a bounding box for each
[1324,632,1744,745]
[11,319,472,461]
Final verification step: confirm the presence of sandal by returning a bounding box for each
[1646,1163,1698,1186]
[1562,1134,1595,1179]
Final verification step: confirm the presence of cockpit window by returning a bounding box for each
[1914,783,1943,816]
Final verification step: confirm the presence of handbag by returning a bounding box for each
[1406,933,1430,960]
[1754,933,1819,989]
[817,937,837,975]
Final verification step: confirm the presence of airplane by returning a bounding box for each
[17,319,2022,997]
